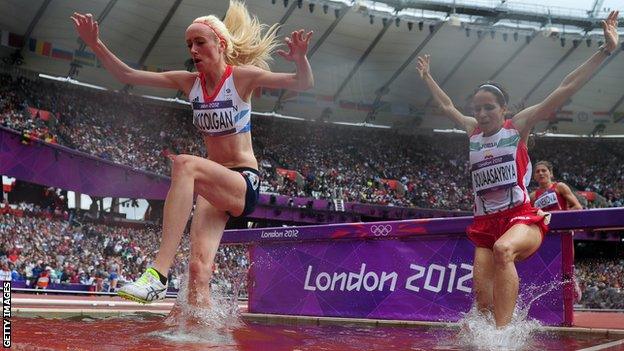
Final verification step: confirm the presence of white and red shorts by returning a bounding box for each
[467,203,549,249]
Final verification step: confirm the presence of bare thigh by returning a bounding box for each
[172,154,248,216]
[494,224,543,262]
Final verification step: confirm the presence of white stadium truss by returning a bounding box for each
[1,0,623,135]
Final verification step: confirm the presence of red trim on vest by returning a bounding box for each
[470,126,481,137]
[516,141,529,202]
[534,182,568,211]
[503,119,515,129]
[199,65,232,102]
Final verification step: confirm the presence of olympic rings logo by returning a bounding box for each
[370,224,393,236]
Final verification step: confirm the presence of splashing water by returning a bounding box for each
[454,279,566,351]
[455,306,541,350]
[148,264,249,346]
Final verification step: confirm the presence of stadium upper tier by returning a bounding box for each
[1,73,622,210]
[1,0,623,134]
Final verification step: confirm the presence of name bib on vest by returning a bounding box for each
[192,100,238,136]
[534,191,559,209]
[471,154,518,196]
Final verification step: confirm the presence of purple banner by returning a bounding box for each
[249,234,565,325]
[0,127,170,199]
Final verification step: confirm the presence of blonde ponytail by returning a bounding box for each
[193,1,280,70]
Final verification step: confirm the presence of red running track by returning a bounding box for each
[11,294,623,330]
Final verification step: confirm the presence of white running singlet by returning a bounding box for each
[188,65,251,137]
[469,119,532,216]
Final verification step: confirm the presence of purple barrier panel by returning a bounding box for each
[222,217,470,244]
[222,208,624,244]
[247,206,327,224]
[248,206,361,224]
[8,281,27,289]
[48,283,92,291]
[9,281,91,291]
[248,234,564,325]
[259,194,469,219]
[349,202,471,219]
[0,127,170,199]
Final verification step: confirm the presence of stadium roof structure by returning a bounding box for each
[1,0,623,136]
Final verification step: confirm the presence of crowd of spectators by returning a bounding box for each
[0,73,202,175]
[0,74,57,143]
[0,208,249,297]
[575,259,624,309]
[1,72,623,211]
[254,119,474,209]
[530,138,624,207]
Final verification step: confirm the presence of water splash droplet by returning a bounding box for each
[149,262,248,345]
[453,278,565,350]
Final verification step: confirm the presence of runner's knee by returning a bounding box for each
[171,154,196,177]
[493,241,514,265]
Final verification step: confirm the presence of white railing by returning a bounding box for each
[11,287,249,301]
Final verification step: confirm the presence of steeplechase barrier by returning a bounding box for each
[221,208,624,327]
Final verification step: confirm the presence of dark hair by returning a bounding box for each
[473,81,510,107]
[535,160,554,174]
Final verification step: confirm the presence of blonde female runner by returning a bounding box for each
[72,1,313,305]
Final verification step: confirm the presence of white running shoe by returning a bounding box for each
[117,267,167,304]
